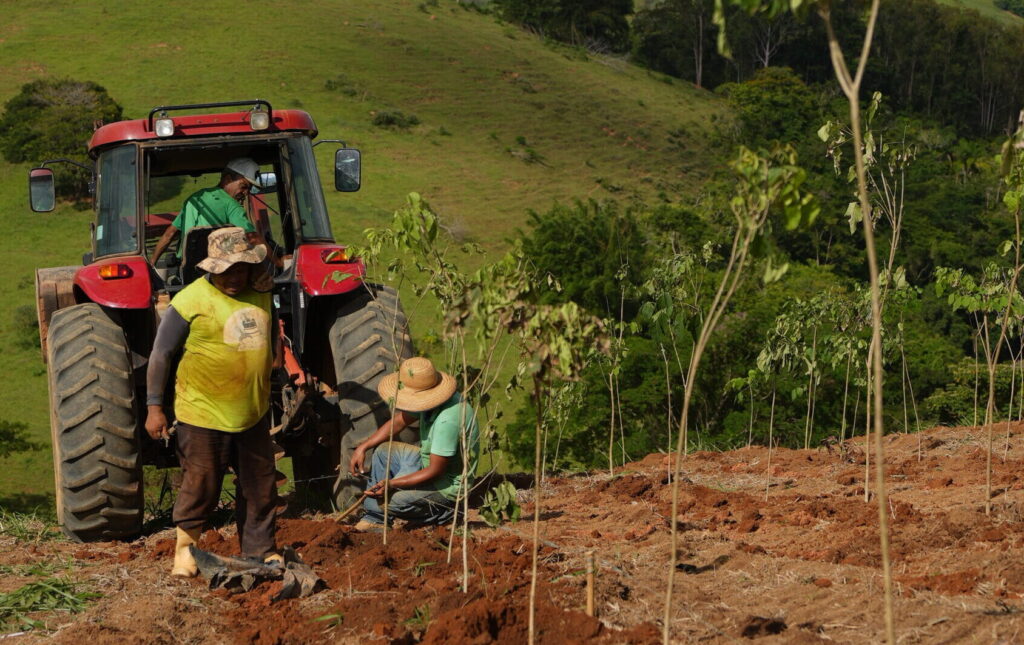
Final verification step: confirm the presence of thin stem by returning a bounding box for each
[528,376,545,645]
[608,371,616,476]
[822,2,894,641]
[664,219,758,644]
[1005,352,1017,462]
[747,380,755,448]
[662,345,673,456]
[765,385,776,501]
[985,203,1023,512]
[840,353,852,443]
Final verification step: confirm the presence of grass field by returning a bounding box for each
[0,0,730,505]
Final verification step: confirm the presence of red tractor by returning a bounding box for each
[30,100,414,542]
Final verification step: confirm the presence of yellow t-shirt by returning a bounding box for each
[170,277,272,432]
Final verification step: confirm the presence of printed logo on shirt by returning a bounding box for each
[223,307,270,351]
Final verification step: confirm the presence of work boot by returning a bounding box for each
[264,552,284,567]
[353,519,384,533]
[172,526,201,577]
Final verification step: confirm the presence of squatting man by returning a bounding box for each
[350,357,479,531]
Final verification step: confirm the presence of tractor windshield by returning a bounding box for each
[95,145,140,258]
[285,136,332,241]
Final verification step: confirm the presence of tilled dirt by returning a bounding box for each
[9,424,1024,642]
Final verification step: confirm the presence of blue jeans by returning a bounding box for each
[362,442,455,526]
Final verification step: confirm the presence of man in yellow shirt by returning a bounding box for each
[145,227,281,577]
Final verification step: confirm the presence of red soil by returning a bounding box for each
[11,424,1024,642]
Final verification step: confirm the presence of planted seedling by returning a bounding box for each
[405,605,432,630]
[480,481,521,527]
[312,613,344,631]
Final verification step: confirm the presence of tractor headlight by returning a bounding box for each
[250,109,270,131]
[154,118,175,137]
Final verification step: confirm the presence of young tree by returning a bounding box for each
[711,1,893,642]
[663,144,817,641]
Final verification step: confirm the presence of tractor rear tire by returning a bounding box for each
[329,285,415,511]
[46,303,142,541]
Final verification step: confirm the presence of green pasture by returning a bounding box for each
[0,0,728,505]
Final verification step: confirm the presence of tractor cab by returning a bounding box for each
[31,101,414,542]
[31,100,366,353]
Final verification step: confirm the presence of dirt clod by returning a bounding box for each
[740,616,787,638]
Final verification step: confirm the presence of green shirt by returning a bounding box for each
[170,277,272,432]
[418,392,479,500]
[172,187,255,258]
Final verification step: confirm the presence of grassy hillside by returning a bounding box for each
[935,0,1023,24]
[0,0,729,503]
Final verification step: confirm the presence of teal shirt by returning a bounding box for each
[418,392,479,500]
[172,187,255,257]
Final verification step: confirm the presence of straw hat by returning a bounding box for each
[377,357,457,412]
[197,227,267,274]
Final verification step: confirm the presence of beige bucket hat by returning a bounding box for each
[197,227,267,274]
[377,357,457,412]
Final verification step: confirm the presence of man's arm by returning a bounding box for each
[365,402,469,495]
[144,307,189,440]
[365,454,449,497]
[349,411,417,475]
[226,198,256,233]
[271,307,283,369]
[150,224,179,265]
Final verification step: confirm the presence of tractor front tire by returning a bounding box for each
[47,303,142,541]
[329,285,415,511]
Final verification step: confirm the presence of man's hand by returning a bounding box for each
[145,405,170,441]
[365,479,389,498]
[350,445,368,477]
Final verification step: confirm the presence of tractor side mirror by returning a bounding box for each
[334,148,361,192]
[252,171,278,194]
[29,168,56,212]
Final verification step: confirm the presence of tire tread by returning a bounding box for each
[47,303,142,542]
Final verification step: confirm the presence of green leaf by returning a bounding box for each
[762,259,789,285]
[1004,190,1020,211]
[817,122,831,142]
[845,201,862,234]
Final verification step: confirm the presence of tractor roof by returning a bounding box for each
[88,109,318,157]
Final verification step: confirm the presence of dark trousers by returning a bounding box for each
[172,415,277,559]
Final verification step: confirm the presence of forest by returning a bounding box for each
[466,0,1024,478]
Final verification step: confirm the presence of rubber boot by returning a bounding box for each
[264,552,284,567]
[172,526,201,577]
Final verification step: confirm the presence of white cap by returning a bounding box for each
[225,157,262,188]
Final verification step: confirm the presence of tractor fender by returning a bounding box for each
[73,256,153,310]
[36,266,80,361]
[36,258,153,362]
[294,244,366,296]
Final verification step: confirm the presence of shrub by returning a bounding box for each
[519,199,647,317]
[0,79,122,201]
[921,358,1017,426]
[12,304,39,350]
[0,419,40,459]
[995,0,1024,17]
[324,75,360,97]
[372,110,420,130]
[717,67,818,146]
[496,0,632,53]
